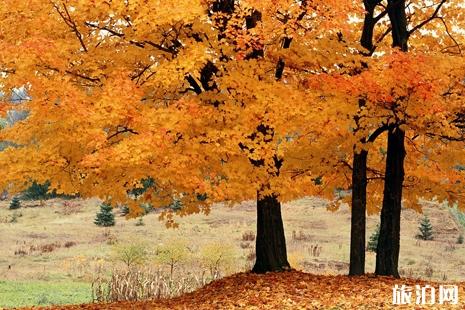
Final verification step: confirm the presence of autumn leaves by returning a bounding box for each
[0,0,464,277]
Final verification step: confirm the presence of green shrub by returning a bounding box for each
[155,240,190,278]
[168,199,183,211]
[94,203,115,227]
[140,203,152,215]
[9,196,21,210]
[367,224,379,252]
[200,241,237,278]
[120,205,130,216]
[417,215,434,240]
[111,241,149,268]
[21,181,51,200]
[128,177,155,198]
[20,180,77,201]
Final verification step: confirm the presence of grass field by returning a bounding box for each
[0,280,90,308]
[0,197,464,308]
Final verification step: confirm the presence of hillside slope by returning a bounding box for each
[32,271,465,309]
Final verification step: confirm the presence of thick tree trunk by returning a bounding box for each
[347,0,379,276]
[375,0,408,278]
[387,0,408,52]
[253,194,290,273]
[375,128,405,277]
[360,0,378,51]
[349,150,368,275]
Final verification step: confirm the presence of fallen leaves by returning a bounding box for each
[24,270,465,309]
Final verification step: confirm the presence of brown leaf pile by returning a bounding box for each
[26,271,465,309]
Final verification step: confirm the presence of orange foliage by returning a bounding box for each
[0,0,464,223]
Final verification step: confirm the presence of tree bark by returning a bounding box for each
[375,0,408,278]
[253,194,290,273]
[347,0,382,276]
[375,128,405,277]
[387,0,408,52]
[349,150,368,275]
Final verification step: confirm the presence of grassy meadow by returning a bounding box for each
[0,197,464,308]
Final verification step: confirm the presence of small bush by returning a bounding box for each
[9,211,22,223]
[200,242,236,279]
[94,203,115,227]
[245,250,256,270]
[367,224,380,252]
[120,205,130,216]
[246,251,256,262]
[240,242,252,249]
[128,177,155,198]
[416,215,433,240]
[140,203,153,215]
[291,230,312,242]
[21,181,51,200]
[445,242,456,252]
[64,241,77,248]
[9,196,21,210]
[241,231,255,242]
[103,230,118,245]
[155,240,190,278]
[457,234,464,244]
[14,248,28,256]
[58,201,83,215]
[168,199,183,211]
[308,244,322,257]
[111,242,149,269]
[39,242,61,253]
[20,180,76,200]
[135,217,145,226]
[424,265,434,278]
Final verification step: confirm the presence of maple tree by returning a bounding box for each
[0,0,352,273]
[302,0,465,277]
[356,0,465,278]
[0,0,464,279]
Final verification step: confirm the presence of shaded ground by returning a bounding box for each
[25,271,465,309]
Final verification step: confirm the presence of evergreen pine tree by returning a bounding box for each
[9,196,21,210]
[417,215,434,240]
[94,203,115,227]
[120,205,130,217]
[367,224,380,252]
[169,199,183,211]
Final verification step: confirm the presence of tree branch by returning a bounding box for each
[407,0,447,37]
[107,126,139,140]
[54,3,88,52]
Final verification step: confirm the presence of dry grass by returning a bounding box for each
[0,196,464,287]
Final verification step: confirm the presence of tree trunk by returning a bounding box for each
[349,150,368,275]
[347,0,380,276]
[375,0,408,278]
[387,0,408,52]
[375,128,405,277]
[252,194,290,273]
